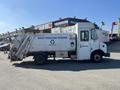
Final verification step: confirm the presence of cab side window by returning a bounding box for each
[80,31,89,41]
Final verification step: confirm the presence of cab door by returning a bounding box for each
[77,30,91,60]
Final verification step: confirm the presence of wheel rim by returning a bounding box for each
[94,54,101,61]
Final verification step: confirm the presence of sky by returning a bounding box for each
[0,0,119,33]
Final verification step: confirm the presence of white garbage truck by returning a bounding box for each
[9,23,110,64]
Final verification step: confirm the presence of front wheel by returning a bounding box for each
[91,53,103,63]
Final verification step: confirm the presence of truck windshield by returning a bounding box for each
[91,29,97,40]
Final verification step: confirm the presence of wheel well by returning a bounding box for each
[91,49,105,58]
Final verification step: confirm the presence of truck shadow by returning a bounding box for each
[13,58,120,71]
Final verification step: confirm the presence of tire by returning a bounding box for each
[91,53,103,63]
[34,53,48,65]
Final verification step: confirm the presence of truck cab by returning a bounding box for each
[76,23,110,62]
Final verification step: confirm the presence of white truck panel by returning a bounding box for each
[51,27,61,33]
[51,26,76,34]
[78,23,95,30]
[29,33,76,52]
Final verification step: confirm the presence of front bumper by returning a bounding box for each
[104,53,110,57]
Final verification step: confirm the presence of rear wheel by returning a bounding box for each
[34,53,48,65]
[91,53,102,63]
